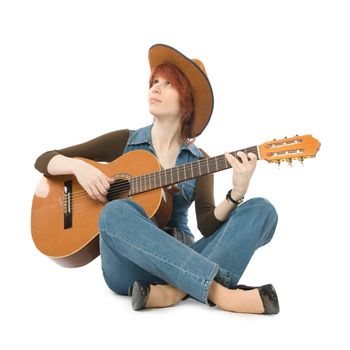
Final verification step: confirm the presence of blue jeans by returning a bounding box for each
[99,197,278,304]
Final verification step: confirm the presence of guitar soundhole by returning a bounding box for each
[106,179,130,202]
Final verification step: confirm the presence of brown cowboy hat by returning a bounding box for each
[148,43,214,138]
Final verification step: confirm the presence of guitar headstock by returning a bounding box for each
[259,135,321,164]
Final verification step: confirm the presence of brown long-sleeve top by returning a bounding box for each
[34,129,225,237]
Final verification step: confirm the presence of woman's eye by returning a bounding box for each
[152,79,159,86]
[166,81,172,86]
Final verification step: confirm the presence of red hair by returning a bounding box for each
[149,63,194,140]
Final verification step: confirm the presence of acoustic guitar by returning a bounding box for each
[31,135,320,268]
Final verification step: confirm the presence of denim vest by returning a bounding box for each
[123,124,203,238]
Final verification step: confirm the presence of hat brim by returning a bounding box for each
[148,44,214,138]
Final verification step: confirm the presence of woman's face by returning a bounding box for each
[148,75,182,120]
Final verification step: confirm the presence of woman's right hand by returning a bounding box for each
[72,159,114,203]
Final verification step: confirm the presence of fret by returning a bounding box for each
[185,163,190,180]
[160,169,164,187]
[165,168,169,186]
[129,178,133,195]
[131,145,259,194]
[163,169,167,186]
[137,176,140,193]
[159,170,163,187]
[164,169,168,186]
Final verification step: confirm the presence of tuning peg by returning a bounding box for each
[274,160,281,167]
[299,157,304,166]
[287,159,293,167]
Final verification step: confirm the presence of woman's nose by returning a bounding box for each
[152,83,161,94]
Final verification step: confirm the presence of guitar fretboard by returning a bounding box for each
[129,146,259,195]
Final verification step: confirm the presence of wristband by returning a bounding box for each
[226,189,244,206]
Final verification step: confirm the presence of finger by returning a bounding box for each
[99,176,112,193]
[247,152,257,162]
[89,184,106,202]
[85,186,97,200]
[107,176,114,183]
[236,151,249,164]
[225,152,242,168]
[96,181,108,196]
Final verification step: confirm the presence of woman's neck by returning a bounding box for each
[151,119,183,152]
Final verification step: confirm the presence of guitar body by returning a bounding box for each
[31,150,172,268]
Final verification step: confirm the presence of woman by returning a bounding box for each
[35,44,279,314]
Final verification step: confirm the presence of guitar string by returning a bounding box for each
[61,155,233,203]
[59,139,309,209]
[60,143,309,211]
[62,152,305,213]
[62,162,230,211]
[61,154,240,200]
[59,150,276,210]
[60,150,281,212]
[62,152,305,212]
[62,148,259,203]
[60,156,235,211]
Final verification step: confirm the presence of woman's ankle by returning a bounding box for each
[208,281,264,314]
[145,284,186,308]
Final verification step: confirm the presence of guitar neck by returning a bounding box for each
[129,146,259,195]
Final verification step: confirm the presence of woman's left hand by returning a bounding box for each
[225,151,257,200]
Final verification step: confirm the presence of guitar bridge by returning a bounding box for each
[63,180,72,229]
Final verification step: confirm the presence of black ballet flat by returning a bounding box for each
[130,281,150,311]
[235,283,280,315]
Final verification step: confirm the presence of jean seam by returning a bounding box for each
[205,220,232,260]
[200,264,220,304]
[103,227,215,286]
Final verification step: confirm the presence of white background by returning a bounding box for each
[1,1,349,349]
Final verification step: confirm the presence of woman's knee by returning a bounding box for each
[101,199,144,219]
[243,197,278,222]
[227,197,278,245]
[247,197,278,245]
[99,199,145,231]
[102,269,130,296]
